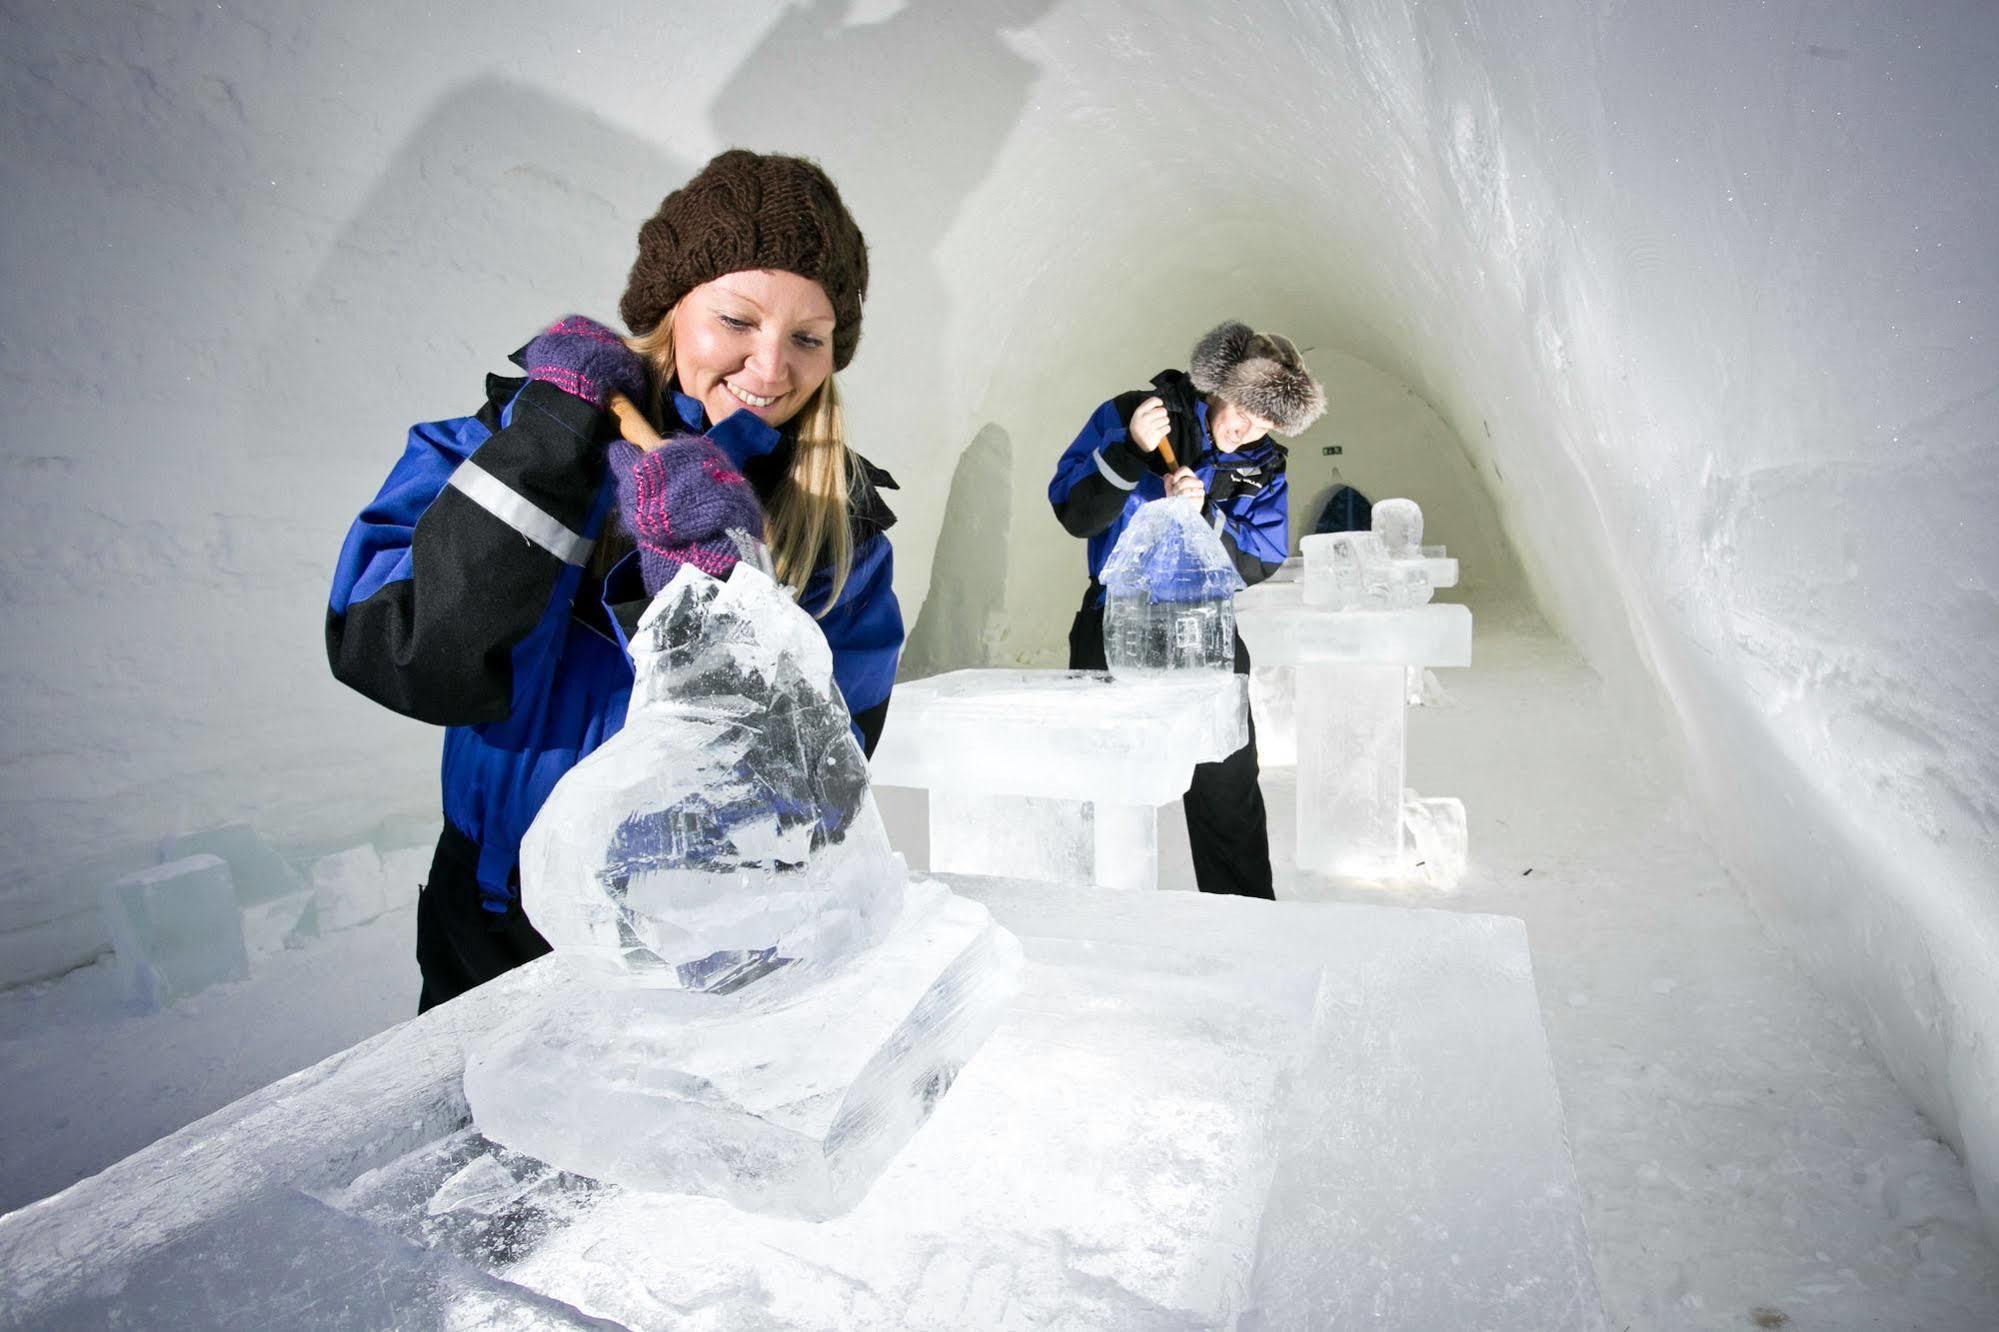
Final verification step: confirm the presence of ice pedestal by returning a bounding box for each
[928,790,1159,893]
[1404,793,1469,888]
[1,881,1604,1330]
[1236,581,1472,884]
[868,668,1248,890]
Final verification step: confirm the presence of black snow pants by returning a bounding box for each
[1067,594,1275,900]
[415,823,552,1013]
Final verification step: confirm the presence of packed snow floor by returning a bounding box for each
[2,607,1996,1329]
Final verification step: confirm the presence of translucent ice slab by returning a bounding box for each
[464,880,1020,1219]
[98,854,248,1009]
[2,881,1604,1331]
[1235,586,1472,668]
[869,669,1247,807]
[869,669,1248,889]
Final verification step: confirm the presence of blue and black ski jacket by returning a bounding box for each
[327,367,904,907]
[1048,368,1290,603]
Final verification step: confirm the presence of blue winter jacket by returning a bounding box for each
[1048,369,1290,602]
[327,370,904,906]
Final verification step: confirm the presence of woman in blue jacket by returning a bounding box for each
[1047,322,1324,899]
[327,151,904,1011]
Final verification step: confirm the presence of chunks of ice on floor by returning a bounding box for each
[161,820,304,905]
[1372,496,1424,558]
[1404,792,1469,889]
[98,854,248,1009]
[1408,665,1452,707]
[1100,497,1245,675]
[465,879,1019,1219]
[310,845,389,931]
[521,562,903,989]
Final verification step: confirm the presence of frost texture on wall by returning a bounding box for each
[2,0,1995,1237]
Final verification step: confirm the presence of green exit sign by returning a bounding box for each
[1321,445,1343,456]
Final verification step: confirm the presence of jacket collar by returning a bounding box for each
[666,391,899,544]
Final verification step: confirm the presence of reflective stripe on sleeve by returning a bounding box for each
[447,460,593,565]
[1093,448,1139,489]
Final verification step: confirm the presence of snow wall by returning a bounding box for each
[3,0,1995,1236]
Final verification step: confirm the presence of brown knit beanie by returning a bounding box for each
[619,149,870,370]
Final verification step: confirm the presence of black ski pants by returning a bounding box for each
[415,823,552,1013]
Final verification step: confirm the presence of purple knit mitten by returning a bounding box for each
[615,437,769,595]
[522,315,648,409]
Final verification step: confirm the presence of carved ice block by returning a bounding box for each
[871,670,1247,891]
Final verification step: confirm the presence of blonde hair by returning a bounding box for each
[626,310,866,615]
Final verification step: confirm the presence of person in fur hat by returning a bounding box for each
[1048,320,1326,899]
[327,150,904,1012]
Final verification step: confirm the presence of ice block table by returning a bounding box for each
[0,879,1605,1331]
[867,668,1247,891]
[1236,581,1473,881]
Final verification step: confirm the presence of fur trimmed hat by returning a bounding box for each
[1188,321,1326,436]
[619,150,870,370]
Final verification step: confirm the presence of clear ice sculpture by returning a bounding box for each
[518,560,902,990]
[1301,531,1432,610]
[1372,497,1424,559]
[465,560,1019,1219]
[1101,497,1246,675]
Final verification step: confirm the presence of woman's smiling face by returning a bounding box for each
[670,270,837,428]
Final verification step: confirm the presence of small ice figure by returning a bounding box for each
[1372,498,1424,558]
[1301,531,1432,610]
[1101,498,1247,675]
[520,560,904,991]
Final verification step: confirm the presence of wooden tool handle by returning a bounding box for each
[1155,433,1179,471]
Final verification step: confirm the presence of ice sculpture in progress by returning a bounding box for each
[1101,497,1246,674]
[1301,529,1433,610]
[464,561,1021,1219]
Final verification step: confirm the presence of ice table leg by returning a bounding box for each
[1296,662,1406,879]
[929,791,1161,892]
[1249,664,1297,767]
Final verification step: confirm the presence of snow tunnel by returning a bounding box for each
[2,0,1996,1276]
